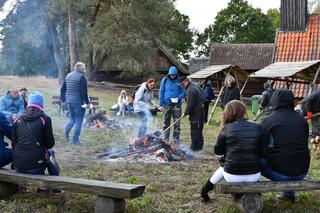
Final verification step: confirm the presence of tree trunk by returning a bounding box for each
[49,20,66,85]
[68,6,78,72]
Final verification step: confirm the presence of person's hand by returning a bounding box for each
[12,114,18,121]
[159,106,164,112]
[88,103,93,109]
[307,112,313,120]
[182,112,187,117]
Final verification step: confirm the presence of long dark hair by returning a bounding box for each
[221,100,247,128]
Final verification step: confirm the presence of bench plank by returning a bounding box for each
[0,169,145,199]
[215,180,320,194]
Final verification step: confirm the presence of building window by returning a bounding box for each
[309,0,320,14]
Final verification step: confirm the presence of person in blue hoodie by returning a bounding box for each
[0,111,13,168]
[159,66,186,144]
[0,88,25,123]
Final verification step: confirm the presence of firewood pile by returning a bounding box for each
[97,131,192,162]
[83,111,132,130]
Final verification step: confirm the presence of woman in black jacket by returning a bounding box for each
[221,75,240,109]
[201,100,263,202]
[12,91,55,175]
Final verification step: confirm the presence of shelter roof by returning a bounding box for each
[209,43,275,70]
[188,64,249,82]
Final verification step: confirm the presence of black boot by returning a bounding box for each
[201,180,214,203]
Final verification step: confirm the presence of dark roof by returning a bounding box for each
[188,57,209,74]
[209,43,275,70]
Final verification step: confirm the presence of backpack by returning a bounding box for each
[129,84,144,104]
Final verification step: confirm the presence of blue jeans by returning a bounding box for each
[261,159,307,198]
[16,166,46,175]
[65,104,85,144]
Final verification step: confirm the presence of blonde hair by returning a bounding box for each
[225,75,236,86]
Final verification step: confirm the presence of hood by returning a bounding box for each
[21,107,45,121]
[168,66,178,75]
[270,89,294,111]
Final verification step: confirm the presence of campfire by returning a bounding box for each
[97,131,192,162]
[83,111,132,130]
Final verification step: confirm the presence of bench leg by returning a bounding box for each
[0,181,18,199]
[95,196,126,213]
[232,193,263,213]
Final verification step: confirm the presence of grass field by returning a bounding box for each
[1,76,320,213]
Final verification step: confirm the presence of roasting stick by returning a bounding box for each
[160,115,185,137]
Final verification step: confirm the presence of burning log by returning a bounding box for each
[83,111,132,129]
[97,131,192,162]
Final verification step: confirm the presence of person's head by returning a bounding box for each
[120,90,127,96]
[180,78,190,89]
[28,91,44,109]
[269,89,294,111]
[19,87,28,97]
[9,88,19,99]
[168,66,178,80]
[225,75,236,87]
[263,82,271,90]
[74,62,86,74]
[222,100,247,127]
[146,78,155,90]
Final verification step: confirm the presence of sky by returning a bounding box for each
[175,0,281,32]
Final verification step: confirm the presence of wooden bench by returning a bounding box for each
[215,180,320,213]
[0,169,145,213]
[51,96,100,115]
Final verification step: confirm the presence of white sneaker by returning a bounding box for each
[116,112,121,116]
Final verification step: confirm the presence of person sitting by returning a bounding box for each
[0,88,25,123]
[19,87,28,109]
[0,112,13,168]
[12,91,57,176]
[201,100,263,203]
[260,89,310,203]
[117,90,131,117]
[221,75,240,109]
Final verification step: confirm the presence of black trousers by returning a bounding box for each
[189,108,204,151]
[203,101,210,123]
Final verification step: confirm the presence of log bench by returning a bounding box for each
[52,96,100,115]
[0,169,145,213]
[214,180,320,213]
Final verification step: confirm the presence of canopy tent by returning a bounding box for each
[250,60,320,82]
[250,60,320,96]
[188,64,250,125]
[188,64,249,82]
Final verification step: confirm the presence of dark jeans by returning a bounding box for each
[261,158,307,198]
[16,166,46,175]
[203,101,211,123]
[162,106,181,143]
[189,108,204,151]
[65,103,86,144]
[137,111,148,137]
[311,115,320,137]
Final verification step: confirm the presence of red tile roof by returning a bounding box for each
[274,15,320,98]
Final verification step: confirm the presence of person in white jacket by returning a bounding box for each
[133,78,156,137]
[117,90,129,117]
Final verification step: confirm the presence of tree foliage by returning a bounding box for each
[0,0,193,79]
[195,0,280,56]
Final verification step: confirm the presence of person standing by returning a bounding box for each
[203,81,215,123]
[133,78,156,137]
[159,66,185,144]
[181,78,205,151]
[60,62,91,144]
[261,89,310,203]
[201,100,263,202]
[0,111,13,168]
[300,89,320,146]
[0,88,25,123]
[221,75,240,109]
[19,87,28,109]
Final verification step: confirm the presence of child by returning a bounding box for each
[117,90,129,117]
[201,100,263,202]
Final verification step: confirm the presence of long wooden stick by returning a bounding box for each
[206,85,224,125]
[160,115,184,136]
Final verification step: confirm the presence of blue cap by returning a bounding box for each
[168,66,178,75]
[28,91,44,108]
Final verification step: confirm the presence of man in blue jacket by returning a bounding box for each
[159,66,185,144]
[0,112,13,168]
[0,88,25,123]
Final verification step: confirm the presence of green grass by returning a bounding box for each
[1,76,320,213]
